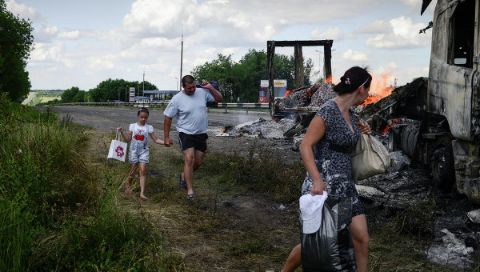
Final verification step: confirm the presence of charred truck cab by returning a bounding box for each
[422,0,480,202]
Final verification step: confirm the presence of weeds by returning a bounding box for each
[0,95,169,271]
[202,142,304,203]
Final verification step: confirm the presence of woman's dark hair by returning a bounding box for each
[333,66,372,95]
[137,107,149,116]
[182,75,195,87]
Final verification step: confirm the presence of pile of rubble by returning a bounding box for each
[275,82,337,112]
[216,117,297,139]
[215,78,480,269]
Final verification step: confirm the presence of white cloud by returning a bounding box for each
[119,0,381,47]
[311,27,344,40]
[366,16,431,49]
[401,0,418,9]
[30,43,62,62]
[30,43,73,67]
[342,49,368,62]
[6,0,41,20]
[58,30,81,40]
[359,20,389,34]
[138,37,172,48]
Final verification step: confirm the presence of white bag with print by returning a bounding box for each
[107,132,127,162]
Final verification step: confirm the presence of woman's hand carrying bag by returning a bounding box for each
[352,134,390,180]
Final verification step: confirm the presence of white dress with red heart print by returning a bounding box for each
[128,122,153,164]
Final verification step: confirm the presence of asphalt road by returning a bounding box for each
[50,105,270,132]
[48,105,297,159]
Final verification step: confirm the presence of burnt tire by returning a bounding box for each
[431,145,455,193]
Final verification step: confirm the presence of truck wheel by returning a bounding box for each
[431,145,455,193]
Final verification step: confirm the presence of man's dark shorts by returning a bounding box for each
[178,132,208,152]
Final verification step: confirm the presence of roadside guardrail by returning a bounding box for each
[59,101,270,113]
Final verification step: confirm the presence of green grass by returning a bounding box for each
[0,94,170,271]
[200,142,304,203]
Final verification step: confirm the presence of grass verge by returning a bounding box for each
[0,94,171,271]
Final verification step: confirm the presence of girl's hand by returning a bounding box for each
[358,119,371,134]
[310,179,326,195]
[164,136,172,147]
[117,127,123,132]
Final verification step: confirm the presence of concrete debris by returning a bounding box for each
[309,82,336,107]
[276,82,336,112]
[218,118,297,139]
[292,135,304,151]
[355,185,385,199]
[388,151,411,172]
[427,229,474,270]
[357,168,431,208]
[467,209,480,224]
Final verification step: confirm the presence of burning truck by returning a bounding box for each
[266,0,480,203]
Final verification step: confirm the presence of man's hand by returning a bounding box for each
[201,82,214,90]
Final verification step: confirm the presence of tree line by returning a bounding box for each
[61,79,157,103]
[192,49,313,102]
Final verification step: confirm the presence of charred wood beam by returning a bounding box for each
[324,45,332,80]
[269,40,333,47]
[294,44,304,88]
[267,41,275,103]
[266,40,333,90]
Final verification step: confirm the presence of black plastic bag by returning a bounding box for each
[301,197,356,272]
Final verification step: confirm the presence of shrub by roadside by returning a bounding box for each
[0,94,168,271]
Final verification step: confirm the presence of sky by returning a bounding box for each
[7,0,437,92]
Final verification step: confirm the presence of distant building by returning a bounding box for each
[143,90,180,101]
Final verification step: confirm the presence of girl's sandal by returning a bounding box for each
[186,193,195,200]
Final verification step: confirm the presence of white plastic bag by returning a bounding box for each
[352,134,390,180]
[107,132,127,162]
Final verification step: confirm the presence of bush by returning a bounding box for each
[0,95,169,270]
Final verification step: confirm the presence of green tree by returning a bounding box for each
[192,54,236,101]
[72,91,85,102]
[192,49,313,102]
[88,79,157,102]
[0,0,34,102]
[61,87,84,103]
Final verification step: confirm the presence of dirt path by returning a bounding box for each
[63,105,301,271]
[87,128,300,271]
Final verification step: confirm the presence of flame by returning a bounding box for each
[324,75,333,84]
[361,73,394,105]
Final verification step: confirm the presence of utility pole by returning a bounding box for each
[142,71,145,97]
[179,32,183,91]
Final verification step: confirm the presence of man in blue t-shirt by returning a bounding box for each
[163,75,223,199]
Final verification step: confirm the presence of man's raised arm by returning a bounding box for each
[202,83,223,102]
